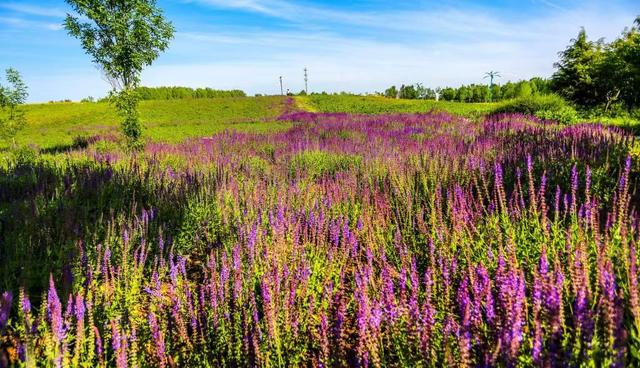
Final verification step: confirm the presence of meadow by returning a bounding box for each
[3,96,289,151]
[0,96,639,366]
[297,94,499,117]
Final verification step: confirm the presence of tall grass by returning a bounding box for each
[5,96,287,151]
[0,108,638,366]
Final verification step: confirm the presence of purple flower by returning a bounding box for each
[20,290,30,316]
[47,276,64,342]
[0,291,12,330]
[148,312,167,367]
[74,294,84,322]
[111,321,128,368]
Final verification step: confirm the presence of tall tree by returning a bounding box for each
[551,18,640,110]
[0,68,28,146]
[384,86,398,99]
[64,0,175,146]
[610,16,640,108]
[551,28,604,106]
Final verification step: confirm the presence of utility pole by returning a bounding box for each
[484,71,501,102]
[304,67,308,94]
[279,76,283,96]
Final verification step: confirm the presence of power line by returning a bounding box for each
[304,67,308,94]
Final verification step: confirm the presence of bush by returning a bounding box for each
[534,105,579,125]
[494,94,578,124]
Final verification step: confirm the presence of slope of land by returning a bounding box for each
[296,94,498,116]
[10,96,289,150]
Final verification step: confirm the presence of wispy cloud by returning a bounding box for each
[191,0,304,19]
[0,2,66,18]
[147,2,635,96]
[189,0,547,41]
[6,0,637,102]
[0,16,62,31]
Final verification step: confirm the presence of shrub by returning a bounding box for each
[534,105,579,125]
[494,94,578,124]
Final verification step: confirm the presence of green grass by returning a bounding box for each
[8,94,639,154]
[586,115,640,135]
[9,96,290,150]
[296,94,499,116]
[298,95,640,134]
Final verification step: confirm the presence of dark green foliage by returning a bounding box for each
[387,78,552,103]
[493,94,578,124]
[551,17,640,110]
[384,85,398,98]
[64,0,175,144]
[398,84,418,99]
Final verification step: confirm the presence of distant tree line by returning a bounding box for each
[550,16,640,111]
[383,78,551,102]
[135,86,246,101]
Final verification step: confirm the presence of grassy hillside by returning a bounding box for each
[8,95,638,153]
[296,94,499,116]
[10,96,289,150]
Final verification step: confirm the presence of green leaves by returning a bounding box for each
[110,89,143,146]
[551,18,640,110]
[0,68,28,144]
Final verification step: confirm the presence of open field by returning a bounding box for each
[6,96,289,150]
[299,95,640,133]
[297,94,499,116]
[1,102,639,366]
[1,0,638,365]
[6,95,639,157]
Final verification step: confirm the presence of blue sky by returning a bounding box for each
[0,0,637,102]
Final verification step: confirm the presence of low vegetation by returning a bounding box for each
[1,96,288,151]
[297,94,498,117]
[0,107,638,366]
[0,0,638,365]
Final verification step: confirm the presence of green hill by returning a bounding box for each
[8,96,289,150]
[295,94,499,116]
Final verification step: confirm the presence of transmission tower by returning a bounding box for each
[483,71,501,102]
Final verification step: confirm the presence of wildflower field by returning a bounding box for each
[0,97,639,367]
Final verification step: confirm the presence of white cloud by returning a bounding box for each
[16,0,638,102]
[134,3,633,96]
[0,3,66,18]
[190,0,319,20]
[0,16,63,30]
